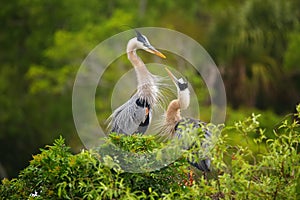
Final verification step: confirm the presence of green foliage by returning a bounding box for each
[284,32,300,71]
[1,107,300,199]
[207,0,300,110]
[108,133,160,152]
[0,136,190,199]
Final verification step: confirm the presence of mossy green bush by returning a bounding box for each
[1,105,300,199]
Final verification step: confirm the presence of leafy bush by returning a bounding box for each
[1,105,300,199]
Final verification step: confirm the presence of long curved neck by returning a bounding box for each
[166,99,181,124]
[127,38,154,87]
[127,38,157,105]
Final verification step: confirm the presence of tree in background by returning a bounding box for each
[206,0,300,112]
[0,0,299,178]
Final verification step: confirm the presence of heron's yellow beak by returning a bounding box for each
[146,48,166,59]
[153,50,166,59]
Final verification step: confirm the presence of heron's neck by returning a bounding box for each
[178,89,190,110]
[127,38,156,100]
[128,51,152,84]
[166,99,181,124]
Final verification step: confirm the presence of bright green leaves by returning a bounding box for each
[1,108,300,199]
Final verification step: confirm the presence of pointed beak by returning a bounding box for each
[165,67,179,87]
[146,46,166,59]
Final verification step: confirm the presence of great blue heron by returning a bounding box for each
[159,68,211,173]
[108,30,166,135]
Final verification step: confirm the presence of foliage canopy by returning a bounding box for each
[1,106,300,199]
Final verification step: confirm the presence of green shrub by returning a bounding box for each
[1,105,300,199]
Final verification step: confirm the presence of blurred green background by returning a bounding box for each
[0,0,299,178]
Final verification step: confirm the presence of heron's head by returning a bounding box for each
[135,30,166,59]
[165,67,190,110]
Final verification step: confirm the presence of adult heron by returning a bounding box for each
[108,30,166,135]
[159,68,211,173]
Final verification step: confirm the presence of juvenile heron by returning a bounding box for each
[159,68,211,172]
[108,30,166,135]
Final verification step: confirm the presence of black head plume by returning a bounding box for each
[135,29,143,38]
[135,29,150,47]
[178,81,188,91]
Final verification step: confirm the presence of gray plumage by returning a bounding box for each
[110,91,153,135]
[175,118,211,172]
